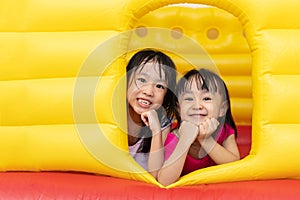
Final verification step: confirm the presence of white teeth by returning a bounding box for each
[138,99,150,105]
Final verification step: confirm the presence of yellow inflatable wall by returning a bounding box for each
[0,0,300,188]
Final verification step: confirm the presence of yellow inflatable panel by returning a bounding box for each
[0,0,128,31]
[0,31,119,80]
[0,0,300,188]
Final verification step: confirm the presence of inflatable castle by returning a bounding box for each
[0,0,300,198]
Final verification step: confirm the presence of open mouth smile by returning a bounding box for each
[137,98,152,107]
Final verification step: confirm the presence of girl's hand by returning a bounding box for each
[141,110,161,135]
[197,118,219,143]
[178,121,199,144]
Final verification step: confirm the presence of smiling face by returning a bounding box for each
[127,62,168,118]
[178,78,227,126]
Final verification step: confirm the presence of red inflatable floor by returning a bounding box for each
[0,172,299,199]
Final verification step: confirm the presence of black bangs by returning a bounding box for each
[199,69,219,94]
[134,52,174,87]
[176,68,226,99]
[199,68,227,99]
[177,69,202,96]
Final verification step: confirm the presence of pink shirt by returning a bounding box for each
[164,124,235,176]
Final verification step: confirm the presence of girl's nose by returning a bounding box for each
[194,100,204,110]
[142,84,154,96]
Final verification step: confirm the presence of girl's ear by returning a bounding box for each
[219,100,228,117]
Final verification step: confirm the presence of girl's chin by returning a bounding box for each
[184,119,203,126]
[134,105,158,114]
[133,107,149,115]
[128,106,142,116]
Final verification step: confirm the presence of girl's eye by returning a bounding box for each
[137,78,146,83]
[156,84,166,90]
[184,97,194,101]
[203,97,212,101]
